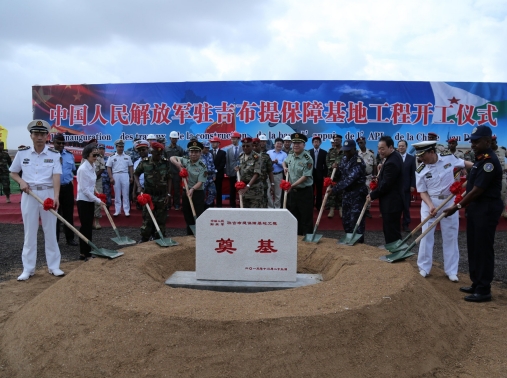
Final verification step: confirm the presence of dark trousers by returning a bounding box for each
[171,174,181,208]
[312,171,324,209]
[77,200,94,257]
[57,182,75,242]
[182,190,205,235]
[402,191,411,227]
[288,186,314,236]
[466,200,503,295]
[229,175,237,208]
[215,172,224,207]
[381,211,402,244]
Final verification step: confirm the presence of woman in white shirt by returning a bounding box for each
[77,144,106,260]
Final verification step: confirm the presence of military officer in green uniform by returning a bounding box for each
[236,137,263,208]
[135,142,172,242]
[326,135,344,218]
[283,133,314,236]
[253,137,274,208]
[0,141,12,203]
[170,141,207,235]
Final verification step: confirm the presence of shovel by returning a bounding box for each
[143,201,178,247]
[100,196,136,245]
[29,190,123,259]
[237,171,244,208]
[304,167,336,243]
[182,177,197,236]
[384,177,467,253]
[380,211,448,263]
[338,198,370,245]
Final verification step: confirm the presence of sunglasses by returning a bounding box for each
[92,153,100,157]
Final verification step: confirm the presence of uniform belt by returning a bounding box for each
[113,171,127,174]
[273,171,283,175]
[61,182,73,186]
[430,195,447,199]
[32,185,53,190]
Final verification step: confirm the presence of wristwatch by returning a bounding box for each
[246,184,250,188]
[271,183,275,186]
[456,203,462,209]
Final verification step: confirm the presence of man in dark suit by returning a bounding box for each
[225,131,242,208]
[309,136,328,209]
[398,140,416,232]
[368,135,405,244]
[210,136,226,207]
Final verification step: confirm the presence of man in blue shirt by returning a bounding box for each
[267,138,287,208]
[53,133,77,246]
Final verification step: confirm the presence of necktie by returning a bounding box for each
[314,149,318,168]
[213,149,216,158]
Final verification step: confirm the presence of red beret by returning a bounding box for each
[151,142,165,151]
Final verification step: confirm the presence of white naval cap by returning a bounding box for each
[27,120,50,133]
[114,139,125,146]
[412,141,437,156]
[283,135,291,141]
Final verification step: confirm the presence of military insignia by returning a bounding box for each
[295,133,299,138]
[344,141,349,146]
[36,121,43,126]
[425,173,432,178]
[18,146,30,151]
[440,151,452,156]
[484,162,494,172]
[416,164,425,173]
[43,159,54,163]
[444,163,451,169]
[193,142,197,146]
[472,127,477,134]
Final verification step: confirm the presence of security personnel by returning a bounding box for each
[491,135,507,218]
[357,136,376,218]
[135,142,172,242]
[165,131,184,210]
[93,143,106,229]
[282,135,292,155]
[9,120,65,280]
[253,137,274,208]
[413,141,471,282]
[170,141,207,235]
[283,133,314,236]
[132,140,151,210]
[52,133,77,246]
[106,139,134,216]
[237,137,263,208]
[326,135,344,218]
[328,139,368,243]
[0,141,12,203]
[444,126,503,302]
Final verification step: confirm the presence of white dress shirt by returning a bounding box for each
[77,159,102,203]
[9,145,62,186]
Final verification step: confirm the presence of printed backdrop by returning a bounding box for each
[33,80,507,155]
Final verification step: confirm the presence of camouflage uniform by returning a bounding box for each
[165,144,185,209]
[464,149,475,163]
[94,155,106,218]
[101,156,112,208]
[135,156,172,240]
[332,153,368,237]
[493,146,507,217]
[238,151,263,208]
[358,148,376,212]
[200,151,217,206]
[259,152,273,208]
[0,149,12,198]
[325,147,344,209]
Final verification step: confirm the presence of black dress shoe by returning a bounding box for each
[464,293,492,303]
[459,286,475,294]
[66,239,78,246]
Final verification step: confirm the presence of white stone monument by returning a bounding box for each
[196,208,297,281]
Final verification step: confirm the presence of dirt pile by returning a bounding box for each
[1,237,472,377]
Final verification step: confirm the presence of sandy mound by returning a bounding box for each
[2,237,471,377]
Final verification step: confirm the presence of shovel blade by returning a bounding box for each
[189,224,196,236]
[387,243,411,254]
[338,233,354,244]
[155,238,178,248]
[345,233,363,246]
[379,250,415,263]
[91,248,124,259]
[384,239,404,251]
[303,233,323,243]
[111,236,136,246]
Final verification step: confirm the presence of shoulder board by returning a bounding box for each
[457,150,463,152]
[18,145,30,151]
[48,147,59,153]
[239,152,245,157]
[416,164,426,173]
[252,153,259,159]
[439,151,452,156]
[198,161,206,168]
[303,152,311,160]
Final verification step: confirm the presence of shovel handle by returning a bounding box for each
[414,212,446,244]
[182,177,197,218]
[315,167,337,227]
[28,190,90,244]
[283,170,289,209]
[102,202,118,231]
[355,198,370,228]
[237,171,244,208]
[144,202,162,233]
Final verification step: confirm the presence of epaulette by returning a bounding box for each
[48,147,59,153]
[18,145,30,151]
[161,157,168,161]
[198,160,207,168]
[252,153,259,160]
[416,164,425,173]
[303,152,311,160]
[439,151,452,156]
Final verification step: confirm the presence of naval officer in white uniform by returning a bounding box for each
[9,120,65,280]
[106,139,134,216]
[413,141,473,282]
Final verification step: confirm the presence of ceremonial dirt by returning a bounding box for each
[0,237,506,377]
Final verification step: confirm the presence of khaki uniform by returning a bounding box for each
[239,152,263,208]
[94,155,106,218]
[180,157,207,235]
[436,144,446,153]
[325,147,344,209]
[493,147,507,217]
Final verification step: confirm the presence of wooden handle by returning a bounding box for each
[182,177,197,217]
[415,212,446,244]
[355,198,370,227]
[144,202,162,232]
[95,191,117,230]
[237,171,244,208]
[314,167,337,227]
[283,171,289,209]
[28,190,90,243]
